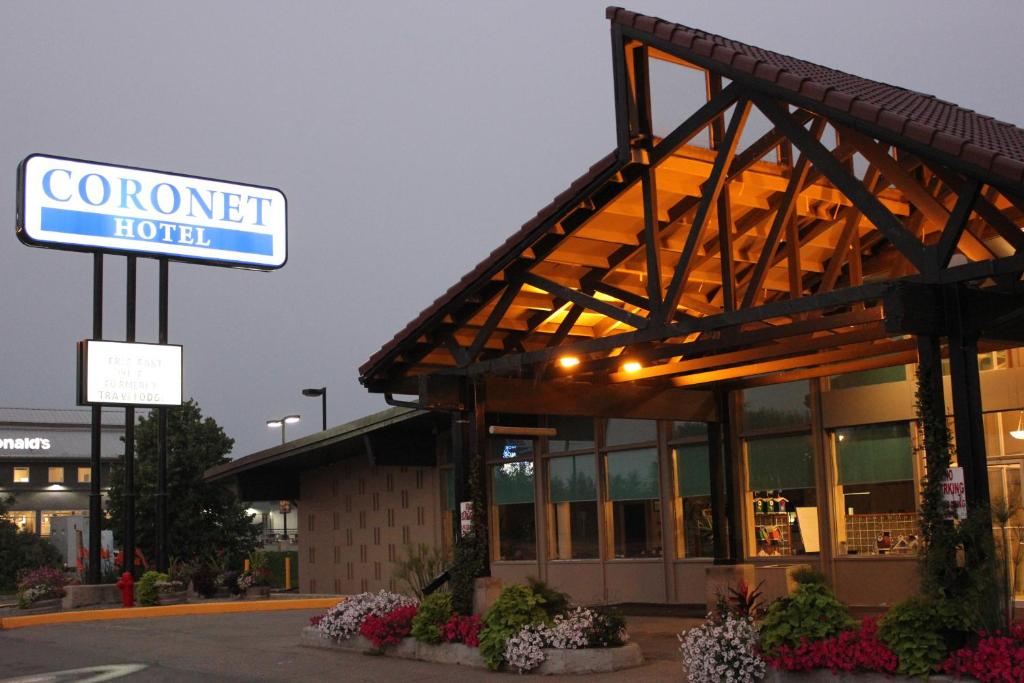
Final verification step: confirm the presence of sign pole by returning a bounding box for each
[124,256,137,577]
[88,254,103,584]
[156,258,169,572]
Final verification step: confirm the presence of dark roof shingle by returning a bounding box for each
[607,6,1024,184]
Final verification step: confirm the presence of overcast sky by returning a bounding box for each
[1,1,1022,458]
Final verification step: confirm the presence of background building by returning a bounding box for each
[0,407,123,537]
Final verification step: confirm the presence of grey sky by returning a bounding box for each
[1,1,1022,459]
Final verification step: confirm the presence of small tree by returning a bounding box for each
[106,399,259,567]
[0,495,62,592]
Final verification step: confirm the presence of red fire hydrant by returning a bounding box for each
[116,572,135,608]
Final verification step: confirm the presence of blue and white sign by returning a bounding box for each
[17,154,287,269]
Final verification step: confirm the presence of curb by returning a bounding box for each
[0,597,341,630]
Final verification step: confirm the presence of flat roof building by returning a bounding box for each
[0,407,123,537]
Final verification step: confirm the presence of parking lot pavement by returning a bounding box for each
[0,610,694,682]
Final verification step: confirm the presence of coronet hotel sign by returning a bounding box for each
[17,154,287,269]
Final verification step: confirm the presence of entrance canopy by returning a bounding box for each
[360,7,1024,401]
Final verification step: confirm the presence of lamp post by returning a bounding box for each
[302,387,327,431]
[267,414,301,444]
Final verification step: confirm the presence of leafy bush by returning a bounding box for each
[0,496,62,592]
[764,616,898,674]
[450,456,488,615]
[758,581,855,653]
[442,614,482,646]
[220,569,242,595]
[392,543,448,599]
[942,623,1024,682]
[136,571,170,606]
[679,612,765,683]
[478,584,549,670]
[359,605,418,648]
[191,563,219,598]
[589,607,628,648]
[260,550,298,589]
[877,595,974,676]
[791,567,826,586]
[527,577,570,618]
[411,592,454,644]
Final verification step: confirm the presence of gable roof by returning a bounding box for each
[607,6,1024,184]
[359,7,1024,390]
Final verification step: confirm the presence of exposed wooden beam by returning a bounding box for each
[740,119,824,309]
[753,96,929,273]
[734,351,917,388]
[522,273,649,329]
[819,166,882,292]
[650,82,742,166]
[927,164,1024,253]
[608,323,886,382]
[669,337,915,386]
[663,99,752,320]
[935,178,982,270]
[464,282,524,364]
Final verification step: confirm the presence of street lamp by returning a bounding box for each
[302,387,327,431]
[267,414,301,444]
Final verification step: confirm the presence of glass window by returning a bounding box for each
[605,419,656,447]
[833,423,918,557]
[13,467,29,483]
[747,434,817,556]
[40,510,87,537]
[5,510,35,533]
[547,416,595,453]
[493,438,534,461]
[492,458,536,561]
[547,455,599,559]
[48,467,64,484]
[742,381,810,431]
[606,448,661,558]
[671,421,707,440]
[829,365,906,390]
[674,441,712,558]
[78,467,91,483]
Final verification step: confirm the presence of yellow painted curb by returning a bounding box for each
[0,597,341,630]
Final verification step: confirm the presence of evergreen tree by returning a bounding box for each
[106,399,259,566]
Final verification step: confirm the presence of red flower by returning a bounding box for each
[442,615,482,647]
[359,605,418,648]
[764,617,897,674]
[942,629,1024,683]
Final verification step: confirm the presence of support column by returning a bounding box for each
[721,390,743,563]
[156,258,169,572]
[708,389,739,563]
[707,412,729,562]
[945,285,990,510]
[88,254,103,585]
[124,256,137,577]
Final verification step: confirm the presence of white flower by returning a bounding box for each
[547,606,595,649]
[504,624,551,673]
[679,612,765,683]
[317,590,419,641]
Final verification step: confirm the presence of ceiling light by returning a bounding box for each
[622,361,643,373]
[558,356,580,369]
[1012,409,1024,440]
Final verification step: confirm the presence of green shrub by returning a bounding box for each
[758,581,855,653]
[261,550,298,589]
[478,584,549,670]
[791,567,826,586]
[590,607,627,648]
[527,577,570,618]
[877,596,974,677]
[411,592,454,644]
[136,571,169,606]
[0,496,62,592]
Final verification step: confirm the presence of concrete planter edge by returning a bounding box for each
[299,627,644,674]
[763,668,956,682]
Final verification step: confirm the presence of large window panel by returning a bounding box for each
[548,416,595,453]
[492,460,536,561]
[835,422,913,485]
[746,434,817,557]
[743,381,810,432]
[548,455,599,559]
[747,434,815,491]
[606,448,661,558]
[674,442,712,558]
[605,419,657,447]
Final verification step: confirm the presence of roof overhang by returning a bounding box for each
[204,407,445,501]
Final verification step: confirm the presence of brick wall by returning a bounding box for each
[300,459,441,595]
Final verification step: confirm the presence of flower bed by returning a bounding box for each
[302,585,643,675]
[17,567,76,610]
[679,575,1020,682]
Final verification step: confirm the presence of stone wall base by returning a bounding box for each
[299,627,644,674]
[764,670,954,682]
[63,584,120,610]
